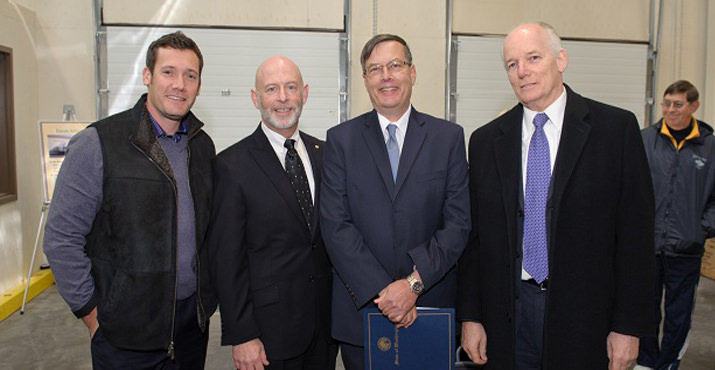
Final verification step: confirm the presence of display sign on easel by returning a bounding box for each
[39,121,91,202]
[21,121,91,315]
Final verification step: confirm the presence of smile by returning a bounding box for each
[167,95,186,101]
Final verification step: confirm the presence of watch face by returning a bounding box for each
[412,281,424,294]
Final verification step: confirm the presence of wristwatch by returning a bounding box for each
[406,273,424,296]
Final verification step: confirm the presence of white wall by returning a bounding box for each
[453,0,650,41]
[103,0,343,30]
[0,0,37,293]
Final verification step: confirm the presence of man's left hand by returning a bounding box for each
[374,279,417,324]
[606,331,639,370]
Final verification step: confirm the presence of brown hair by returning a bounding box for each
[145,31,204,75]
[664,80,699,103]
[360,34,412,75]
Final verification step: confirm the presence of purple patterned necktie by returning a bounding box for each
[523,112,550,283]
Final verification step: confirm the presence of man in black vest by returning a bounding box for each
[44,31,216,369]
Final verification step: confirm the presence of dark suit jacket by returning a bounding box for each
[457,86,655,369]
[320,108,471,345]
[206,125,332,360]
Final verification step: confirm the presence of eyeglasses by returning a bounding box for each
[365,59,411,77]
[661,100,687,109]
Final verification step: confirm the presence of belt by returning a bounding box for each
[523,278,548,291]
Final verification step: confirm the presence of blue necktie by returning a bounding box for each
[386,124,399,182]
[523,112,550,283]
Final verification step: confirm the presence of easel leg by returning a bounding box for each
[21,202,50,314]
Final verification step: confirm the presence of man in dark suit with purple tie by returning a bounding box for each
[457,22,655,370]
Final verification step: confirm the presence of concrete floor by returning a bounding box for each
[1,279,714,369]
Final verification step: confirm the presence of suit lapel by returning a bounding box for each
[494,106,524,256]
[301,132,322,240]
[394,109,427,196]
[362,110,396,199]
[248,125,310,236]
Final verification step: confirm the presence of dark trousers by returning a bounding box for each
[337,341,364,370]
[91,294,209,370]
[265,327,338,370]
[638,254,701,370]
[515,280,547,370]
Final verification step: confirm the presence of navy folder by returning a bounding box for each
[364,307,455,370]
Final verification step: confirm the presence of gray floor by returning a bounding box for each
[1,279,714,369]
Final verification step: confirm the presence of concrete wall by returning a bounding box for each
[349,0,447,118]
[0,1,37,293]
[1,0,713,294]
[654,0,712,124]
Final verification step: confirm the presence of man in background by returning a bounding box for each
[320,34,470,370]
[44,31,216,369]
[637,80,715,370]
[207,56,336,370]
[458,22,655,370]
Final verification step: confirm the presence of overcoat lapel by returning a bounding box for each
[394,109,427,196]
[248,125,311,238]
[362,110,397,199]
[549,88,591,246]
[494,106,524,257]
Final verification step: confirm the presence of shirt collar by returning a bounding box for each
[377,106,411,139]
[660,116,700,150]
[522,88,567,133]
[261,122,301,149]
[148,110,188,143]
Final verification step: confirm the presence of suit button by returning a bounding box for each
[312,244,317,249]
[309,275,314,282]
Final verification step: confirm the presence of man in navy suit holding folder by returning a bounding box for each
[320,34,471,370]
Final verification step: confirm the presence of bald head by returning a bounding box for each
[251,56,309,137]
[504,22,562,59]
[502,22,568,112]
[255,56,304,89]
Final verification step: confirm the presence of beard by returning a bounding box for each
[257,95,303,132]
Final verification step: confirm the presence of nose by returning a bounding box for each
[517,63,529,79]
[173,75,186,90]
[277,87,288,102]
[378,67,394,80]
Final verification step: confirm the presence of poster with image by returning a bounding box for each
[39,121,91,202]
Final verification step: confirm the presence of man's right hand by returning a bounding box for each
[461,321,488,365]
[81,307,99,338]
[233,338,270,370]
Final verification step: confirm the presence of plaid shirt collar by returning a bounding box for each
[148,110,188,143]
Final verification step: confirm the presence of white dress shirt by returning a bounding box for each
[261,123,316,203]
[520,88,567,280]
[377,106,412,154]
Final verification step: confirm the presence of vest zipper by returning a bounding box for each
[131,141,179,360]
[186,145,206,330]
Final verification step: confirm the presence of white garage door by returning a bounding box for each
[103,27,345,151]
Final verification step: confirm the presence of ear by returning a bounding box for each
[409,64,417,86]
[142,67,152,86]
[556,49,568,73]
[302,84,309,104]
[690,100,700,114]
[250,89,260,109]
